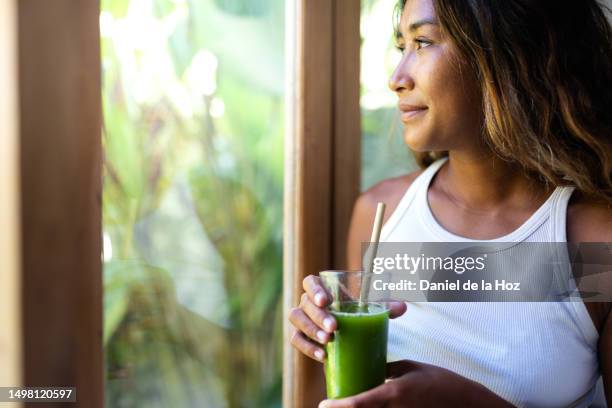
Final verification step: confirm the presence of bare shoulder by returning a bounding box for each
[567,191,612,243]
[346,170,423,269]
[354,171,423,225]
[567,192,612,341]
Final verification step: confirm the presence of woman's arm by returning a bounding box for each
[320,360,514,408]
[600,311,611,404]
[567,195,612,405]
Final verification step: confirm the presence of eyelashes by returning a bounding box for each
[395,38,433,54]
[415,38,433,50]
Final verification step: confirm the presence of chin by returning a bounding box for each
[403,130,439,152]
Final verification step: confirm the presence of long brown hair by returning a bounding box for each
[395,0,612,202]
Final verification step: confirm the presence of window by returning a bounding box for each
[361,0,416,191]
[101,1,285,406]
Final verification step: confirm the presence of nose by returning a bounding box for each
[388,57,415,94]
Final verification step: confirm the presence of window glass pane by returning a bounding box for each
[101,0,284,406]
[361,0,417,191]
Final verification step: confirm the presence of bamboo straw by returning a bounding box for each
[358,202,386,308]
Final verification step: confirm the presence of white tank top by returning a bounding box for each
[381,157,603,407]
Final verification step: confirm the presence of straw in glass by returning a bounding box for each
[358,202,386,308]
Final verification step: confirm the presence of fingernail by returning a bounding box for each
[314,349,325,361]
[317,330,327,342]
[314,292,325,305]
[319,400,330,408]
[323,317,334,332]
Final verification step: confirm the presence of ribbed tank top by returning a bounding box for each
[380,157,603,407]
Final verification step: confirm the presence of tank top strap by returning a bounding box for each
[418,157,448,189]
[380,157,448,241]
[550,185,575,242]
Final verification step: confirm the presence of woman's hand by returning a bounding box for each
[289,274,407,362]
[319,360,515,408]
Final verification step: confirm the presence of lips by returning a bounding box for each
[398,101,428,122]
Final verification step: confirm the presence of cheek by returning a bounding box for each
[424,54,482,132]
[404,50,482,151]
[422,52,467,111]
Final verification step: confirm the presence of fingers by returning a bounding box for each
[386,360,421,378]
[318,381,395,408]
[289,274,339,361]
[290,330,325,362]
[301,293,336,334]
[289,303,331,343]
[303,275,331,307]
[388,301,407,319]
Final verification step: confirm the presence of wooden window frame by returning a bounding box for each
[1,1,103,407]
[283,1,362,406]
[0,0,22,400]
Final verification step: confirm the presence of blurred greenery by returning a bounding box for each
[101,0,284,407]
[101,0,415,406]
[360,0,416,191]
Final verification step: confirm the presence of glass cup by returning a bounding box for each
[319,271,389,399]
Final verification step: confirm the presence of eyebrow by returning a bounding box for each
[395,18,438,41]
[408,18,438,32]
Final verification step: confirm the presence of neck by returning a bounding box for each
[435,150,550,212]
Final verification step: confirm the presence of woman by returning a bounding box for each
[289,0,612,406]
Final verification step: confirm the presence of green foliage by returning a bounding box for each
[101,0,285,406]
[361,107,415,191]
[188,0,285,94]
[360,0,417,190]
[104,0,130,18]
[212,0,272,17]
[101,0,413,405]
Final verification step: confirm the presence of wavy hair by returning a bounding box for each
[395,0,612,202]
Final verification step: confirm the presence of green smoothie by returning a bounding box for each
[324,301,389,399]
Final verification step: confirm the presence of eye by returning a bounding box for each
[395,38,432,54]
[414,38,432,50]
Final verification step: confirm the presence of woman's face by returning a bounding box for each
[389,0,483,153]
